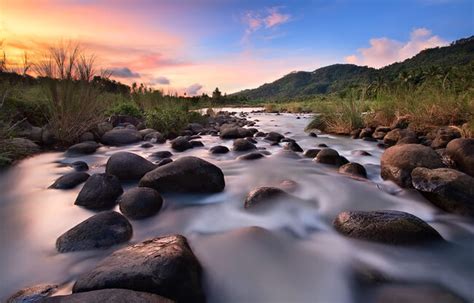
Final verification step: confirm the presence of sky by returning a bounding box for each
[0,0,473,95]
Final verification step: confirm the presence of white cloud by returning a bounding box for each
[185,83,203,96]
[345,28,448,68]
[149,76,170,85]
[242,7,291,43]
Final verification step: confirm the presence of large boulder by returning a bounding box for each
[412,167,474,217]
[233,138,256,151]
[383,129,416,146]
[101,129,142,146]
[72,235,205,303]
[244,186,288,209]
[431,126,461,149]
[314,148,346,166]
[446,138,474,177]
[380,144,444,187]
[66,141,100,155]
[338,162,367,179]
[284,141,303,152]
[264,131,284,143]
[106,152,156,181]
[41,289,173,303]
[150,151,173,159]
[97,122,113,137]
[144,131,166,144]
[118,188,164,220]
[210,145,229,154]
[304,149,321,158]
[333,210,443,245]
[56,211,132,253]
[219,126,253,139]
[139,156,225,193]
[75,174,123,210]
[49,172,90,189]
[7,284,58,303]
[170,136,193,152]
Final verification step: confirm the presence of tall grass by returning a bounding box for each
[35,43,108,144]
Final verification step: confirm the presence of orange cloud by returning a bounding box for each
[345,28,447,68]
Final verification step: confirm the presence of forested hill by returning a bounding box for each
[233,36,474,101]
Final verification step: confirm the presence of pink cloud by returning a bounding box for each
[242,7,291,43]
[265,8,291,28]
[345,28,447,68]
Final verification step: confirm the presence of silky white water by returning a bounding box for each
[0,110,473,302]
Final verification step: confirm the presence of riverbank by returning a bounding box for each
[2,109,473,302]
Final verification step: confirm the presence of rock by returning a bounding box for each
[106,152,156,181]
[339,163,367,179]
[412,167,474,217]
[5,138,40,154]
[56,211,132,253]
[397,136,419,145]
[190,140,204,148]
[390,115,410,129]
[97,122,113,137]
[371,283,466,303]
[380,144,444,187]
[284,141,303,152]
[109,115,141,127]
[70,161,89,171]
[75,174,123,210]
[49,172,90,189]
[245,137,257,144]
[315,148,345,166]
[118,188,163,220]
[170,136,193,152]
[363,137,378,142]
[72,235,205,303]
[318,143,328,147]
[304,149,321,158]
[140,142,153,148]
[101,129,142,146]
[446,138,474,177]
[350,129,361,139]
[139,128,157,138]
[264,131,284,143]
[238,152,265,160]
[219,127,253,139]
[244,186,288,209]
[41,289,173,303]
[150,151,173,159]
[278,179,299,192]
[254,131,266,137]
[157,158,173,166]
[233,138,257,151]
[19,125,43,143]
[187,123,205,134]
[333,210,443,245]
[372,126,391,140]
[383,129,416,146]
[139,156,225,193]
[359,128,374,139]
[143,131,166,144]
[210,145,230,154]
[7,284,58,303]
[431,126,461,149]
[79,132,95,142]
[67,141,100,155]
[351,150,372,156]
[309,132,318,137]
[41,128,56,145]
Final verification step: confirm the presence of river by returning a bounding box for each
[0,109,473,302]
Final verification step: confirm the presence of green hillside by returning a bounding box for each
[233,36,474,101]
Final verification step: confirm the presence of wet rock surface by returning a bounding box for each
[210,145,230,154]
[75,173,123,210]
[66,141,100,155]
[380,144,444,187]
[56,211,132,253]
[118,187,164,220]
[233,138,257,151]
[446,138,474,177]
[244,186,289,209]
[101,129,142,146]
[49,172,90,189]
[7,284,58,303]
[140,156,225,193]
[41,289,174,303]
[106,152,156,181]
[411,167,474,217]
[333,210,443,245]
[339,162,367,179]
[72,235,205,303]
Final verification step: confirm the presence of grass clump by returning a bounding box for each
[106,101,142,118]
[144,102,199,137]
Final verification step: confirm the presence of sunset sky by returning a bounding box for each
[1,0,472,95]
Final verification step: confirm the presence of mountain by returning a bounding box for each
[233,36,474,101]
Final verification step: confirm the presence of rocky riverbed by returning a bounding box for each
[1,108,473,303]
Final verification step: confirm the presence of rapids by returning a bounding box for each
[1,109,473,302]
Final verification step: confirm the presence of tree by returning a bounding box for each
[212,87,222,101]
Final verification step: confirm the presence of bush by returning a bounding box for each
[106,101,142,118]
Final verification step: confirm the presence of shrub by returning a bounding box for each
[34,43,108,144]
[106,101,142,118]
[145,104,190,137]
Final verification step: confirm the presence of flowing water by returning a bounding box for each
[1,109,473,302]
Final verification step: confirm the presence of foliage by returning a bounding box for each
[144,102,192,137]
[106,101,142,118]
